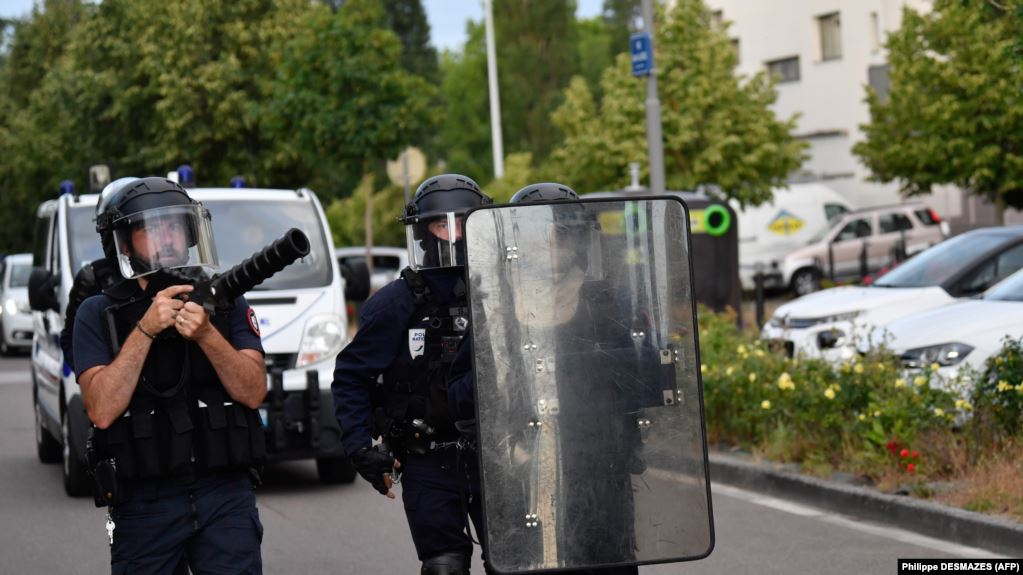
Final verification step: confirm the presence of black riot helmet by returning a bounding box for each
[95,177,219,280]
[401,174,492,270]
[510,182,578,203]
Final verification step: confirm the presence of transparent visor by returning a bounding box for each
[406,212,463,270]
[111,204,219,279]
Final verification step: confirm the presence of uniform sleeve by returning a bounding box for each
[227,296,265,355]
[331,282,412,455]
[73,295,115,378]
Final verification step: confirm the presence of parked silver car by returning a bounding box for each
[0,253,33,355]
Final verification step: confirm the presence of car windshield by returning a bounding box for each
[8,263,32,288]
[873,233,1009,288]
[984,268,1023,301]
[70,198,333,290]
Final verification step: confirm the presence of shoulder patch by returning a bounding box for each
[247,307,261,336]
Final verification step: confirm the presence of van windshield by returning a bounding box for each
[8,263,32,288]
[69,199,333,290]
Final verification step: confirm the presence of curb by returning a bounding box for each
[708,452,1023,557]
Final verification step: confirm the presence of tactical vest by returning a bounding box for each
[373,268,468,453]
[91,280,265,481]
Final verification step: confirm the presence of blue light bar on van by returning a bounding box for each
[59,180,75,196]
[177,164,195,188]
[230,176,246,188]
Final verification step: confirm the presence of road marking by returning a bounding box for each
[0,371,30,385]
[711,482,1008,558]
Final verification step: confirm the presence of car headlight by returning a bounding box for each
[295,314,348,369]
[4,299,17,316]
[900,343,974,368]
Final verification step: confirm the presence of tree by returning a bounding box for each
[601,0,640,59]
[546,0,806,203]
[853,0,1023,222]
[575,16,614,101]
[438,21,493,181]
[265,0,439,195]
[381,0,438,83]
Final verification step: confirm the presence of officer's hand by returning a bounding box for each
[175,300,211,342]
[351,447,401,499]
[140,285,190,335]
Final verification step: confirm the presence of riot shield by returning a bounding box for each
[464,197,713,574]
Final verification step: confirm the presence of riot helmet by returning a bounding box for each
[401,174,492,270]
[510,182,578,203]
[95,177,219,280]
[95,177,141,260]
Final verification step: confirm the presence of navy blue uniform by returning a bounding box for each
[75,293,265,575]
[333,270,485,563]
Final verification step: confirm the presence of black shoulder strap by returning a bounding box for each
[400,267,440,327]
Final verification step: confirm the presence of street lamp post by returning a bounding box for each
[640,0,665,194]
[484,0,505,179]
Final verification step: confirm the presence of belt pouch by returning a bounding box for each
[227,405,252,466]
[130,402,163,478]
[165,399,194,475]
[105,418,137,480]
[198,391,229,470]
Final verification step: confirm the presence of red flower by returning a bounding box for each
[886,440,899,453]
[906,463,916,473]
[900,448,910,458]
[911,450,920,459]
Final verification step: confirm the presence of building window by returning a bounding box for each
[766,56,800,83]
[870,11,881,52]
[710,10,724,30]
[818,12,842,61]
[731,38,740,64]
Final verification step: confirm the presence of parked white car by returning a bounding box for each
[762,226,1023,361]
[882,267,1023,382]
[0,253,33,355]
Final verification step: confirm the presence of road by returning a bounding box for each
[0,355,1005,574]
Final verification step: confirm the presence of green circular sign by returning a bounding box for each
[703,204,732,237]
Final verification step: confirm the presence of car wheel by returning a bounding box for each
[791,269,820,297]
[316,455,357,485]
[62,407,92,497]
[35,389,61,464]
[0,320,9,357]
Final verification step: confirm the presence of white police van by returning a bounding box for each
[30,183,359,496]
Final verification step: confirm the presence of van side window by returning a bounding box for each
[824,203,849,222]
[835,218,871,242]
[879,212,913,234]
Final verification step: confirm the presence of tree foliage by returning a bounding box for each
[0,0,438,252]
[853,0,1023,213]
[547,0,806,203]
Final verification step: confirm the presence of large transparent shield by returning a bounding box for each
[464,197,713,574]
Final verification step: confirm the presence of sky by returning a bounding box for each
[0,0,605,53]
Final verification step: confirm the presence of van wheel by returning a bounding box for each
[316,456,357,484]
[0,321,10,356]
[791,269,820,297]
[35,389,61,464]
[62,407,91,497]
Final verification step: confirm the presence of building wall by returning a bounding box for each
[703,0,975,225]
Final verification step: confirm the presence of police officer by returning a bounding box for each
[333,174,491,574]
[73,177,267,574]
[447,182,640,575]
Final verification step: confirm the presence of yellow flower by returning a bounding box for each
[930,363,940,372]
[748,373,757,383]
[701,364,707,374]
[761,400,771,410]
[955,399,974,411]
[894,378,906,388]
[997,380,1012,392]
[840,363,851,374]
[777,372,795,391]
[876,363,886,372]
[726,366,735,376]
[933,407,945,417]
[913,376,928,387]
[858,414,866,421]
[737,344,747,355]
[996,356,1004,365]
[824,388,836,400]
[854,363,864,375]
[754,349,766,358]
[873,410,881,417]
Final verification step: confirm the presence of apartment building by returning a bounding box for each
[704,0,1012,231]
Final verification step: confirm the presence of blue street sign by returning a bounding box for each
[631,32,653,77]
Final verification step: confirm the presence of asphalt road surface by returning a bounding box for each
[0,355,1005,574]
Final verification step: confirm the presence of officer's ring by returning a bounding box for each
[177,314,185,324]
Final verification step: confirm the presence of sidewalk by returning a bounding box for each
[709,451,1023,556]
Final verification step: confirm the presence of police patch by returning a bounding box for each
[409,328,426,359]
[247,307,260,336]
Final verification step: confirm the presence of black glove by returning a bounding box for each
[350,446,396,495]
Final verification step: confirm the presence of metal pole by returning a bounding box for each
[640,0,666,195]
[484,0,505,179]
[402,151,411,205]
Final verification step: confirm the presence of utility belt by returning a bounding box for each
[88,387,265,507]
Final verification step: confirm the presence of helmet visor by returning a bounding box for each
[111,203,219,279]
[406,212,462,270]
